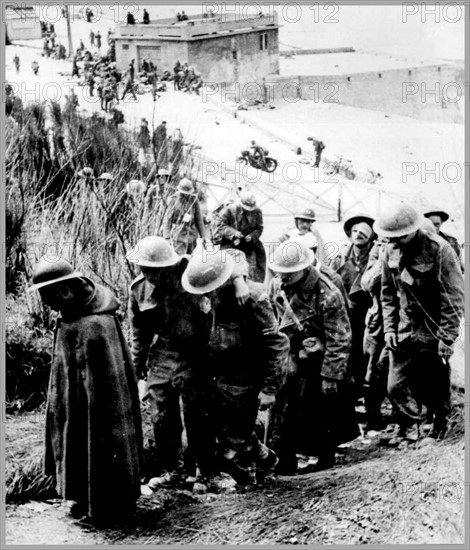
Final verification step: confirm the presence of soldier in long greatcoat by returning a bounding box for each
[28,257,142,524]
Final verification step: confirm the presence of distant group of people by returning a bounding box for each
[176,11,189,22]
[172,60,204,94]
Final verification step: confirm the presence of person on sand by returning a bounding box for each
[28,257,142,525]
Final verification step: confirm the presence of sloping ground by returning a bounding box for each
[5,396,466,545]
[6,439,465,545]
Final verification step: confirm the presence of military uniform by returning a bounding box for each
[129,258,214,477]
[162,195,206,255]
[360,240,389,428]
[439,231,463,272]
[217,203,266,282]
[329,242,374,391]
[381,230,464,434]
[269,266,358,474]
[206,280,289,481]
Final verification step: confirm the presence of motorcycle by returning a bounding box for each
[236,149,278,173]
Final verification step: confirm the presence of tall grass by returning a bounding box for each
[5,98,200,407]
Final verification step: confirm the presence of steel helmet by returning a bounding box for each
[126,179,146,195]
[28,256,87,292]
[294,206,316,222]
[158,168,170,177]
[78,166,94,178]
[98,172,112,181]
[224,248,249,279]
[126,236,180,268]
[239,192,257,211]
[343,213,375,238]
[177,178,195,195]
[423,208,449,223]
[373,204,425,238]
[181,250,234,294]
[268,238,315,273]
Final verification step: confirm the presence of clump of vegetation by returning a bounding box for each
[5,97,200,410]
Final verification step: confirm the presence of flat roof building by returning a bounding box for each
[5,5,42,41]
[113,13,279,84]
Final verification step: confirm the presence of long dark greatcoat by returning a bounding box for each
[44,284,142,519]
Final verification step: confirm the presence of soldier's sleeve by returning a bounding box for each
[248,209,264,243]
[380,248,399,335]
[128,289,153,379]
[193,200,206,240]
[437,243,464,345]
[361,243,382,294]
[251,292,290,395]
[219,206,240,240]
[320,288,351,380]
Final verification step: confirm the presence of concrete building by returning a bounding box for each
[5,5,42,41]
[113,13,279,84]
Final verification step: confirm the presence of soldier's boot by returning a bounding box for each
[218,449,254,487]
[420,416,448,446]
[275,452,297,476]
[387,423,421,446]
[255,444,278,484]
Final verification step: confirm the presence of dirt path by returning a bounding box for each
[6,437,465,545]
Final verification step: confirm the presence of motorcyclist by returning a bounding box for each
[248,140,267,169]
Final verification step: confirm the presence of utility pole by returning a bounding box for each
[65,5,73,57]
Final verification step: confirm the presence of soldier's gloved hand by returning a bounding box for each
[258,391,275,410]
[321,378,338,395]
[438,340,454,359]
[384,332,397,351]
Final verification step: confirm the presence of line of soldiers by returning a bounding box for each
[27,200,464,525]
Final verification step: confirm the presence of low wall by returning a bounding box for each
[260,64,464,123]
[280,47,355,56]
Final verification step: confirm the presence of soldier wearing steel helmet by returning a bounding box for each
[181,249,290,487]
[161,178,208,255]
[28,257,142,524]
[328,213,377,395]
[423,207,463,272]
[127,237,250,490]
[278,205,328,265]
[375,203,464,444]
[216,191,266,282]
[267,238,357,475]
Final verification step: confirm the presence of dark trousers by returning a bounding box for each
[121,82,137,100]
[387,342,451,430]
[147,348,215,477]
[270,365,358,473]
[363,330,389,426]
[348,302,369,395]
[213,377,260,453]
